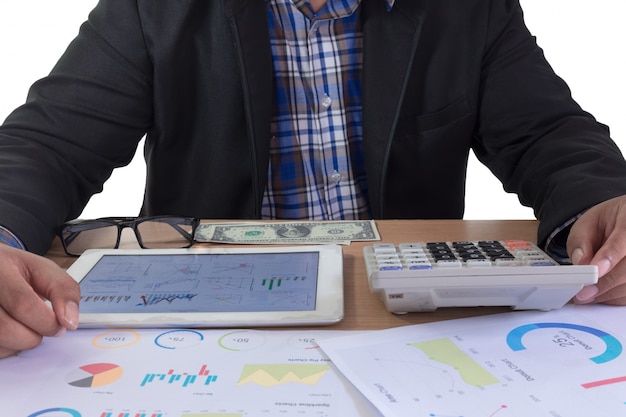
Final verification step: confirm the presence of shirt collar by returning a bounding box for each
[298,0,396,12]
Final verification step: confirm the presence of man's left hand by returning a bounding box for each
[567,195,626,305]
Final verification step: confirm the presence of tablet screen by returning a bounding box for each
[78,251,319,314]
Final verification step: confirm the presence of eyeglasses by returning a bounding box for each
[58,216,199,256]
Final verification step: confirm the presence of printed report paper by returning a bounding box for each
[318,304,626,417]
[1,329,380,417]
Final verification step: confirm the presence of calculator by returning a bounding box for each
[363,240,598,313]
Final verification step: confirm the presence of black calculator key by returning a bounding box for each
[453,242,478,250]
[431,252,456,260]
[489,253,516,261]
[460,253,487,260]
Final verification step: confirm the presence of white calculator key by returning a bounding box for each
[494,259,524,266]
[523,257,555,265]
[466,259,493,267]
[406,259,432,267]
[403,254,429,261]
[436,260,462,268]
[529,260,558,266]
[376,254,400,261]
[373,243,397,253]
[400,249,427,256]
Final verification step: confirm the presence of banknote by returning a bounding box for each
[194,220,380,244]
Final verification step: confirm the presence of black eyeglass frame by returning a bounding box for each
[57,215,200,256]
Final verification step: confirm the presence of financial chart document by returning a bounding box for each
[318,304,626,417]
[2,329,380,417]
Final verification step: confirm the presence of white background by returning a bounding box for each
[0,1,624,220]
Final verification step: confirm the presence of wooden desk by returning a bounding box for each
[46,219,539,330]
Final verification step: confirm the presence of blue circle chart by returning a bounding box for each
[27,408,81,417]
[154,329,204,349]
[506,322,622,364]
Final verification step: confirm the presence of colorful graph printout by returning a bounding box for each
[5,305,626,416]
[318,304,626,417]
[2,329,379,417]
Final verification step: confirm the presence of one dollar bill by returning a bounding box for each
[194,220,380,244]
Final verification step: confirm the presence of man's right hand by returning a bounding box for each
[0,244,80,358]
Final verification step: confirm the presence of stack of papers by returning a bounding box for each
[3,305,626,417]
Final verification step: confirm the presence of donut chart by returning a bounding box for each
[27,408,81,417]
[506,322,622,364]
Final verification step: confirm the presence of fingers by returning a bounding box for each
[26,252,81,330]
[567,196,626,305]
[0,304,64,359]
[0,245,80,357]
[584,258,626,305]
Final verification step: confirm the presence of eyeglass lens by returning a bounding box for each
[61,222,119,255]
[136,218,195,249]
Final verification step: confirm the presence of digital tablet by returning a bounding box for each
[66,245,344,328]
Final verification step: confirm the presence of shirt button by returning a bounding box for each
[321,94,332,109]
[330,170,342,183]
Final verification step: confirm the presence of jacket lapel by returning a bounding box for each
[361,0,427,217]
[223,0,274,214]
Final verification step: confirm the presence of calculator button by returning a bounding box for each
[459,253,487,261]
[478,240,501,247]
[529,261,557,266]
[522,256,551,263]
[436,259,463,267]
[457,248,482,255]
[404,254,429,262]
[406,258,431,264]
[373,244,397,253]
[427,242,451,251]
[466,259,493,267]
[515,250,543,257]
[433,254,457,262]
[376,254,400,261]
[487,252,515,261]
[406,259,432,268]
[453,242,478,251]
[400,249,427,256]
[505,240,534,249]
[377,261,403,271]
[495,259,524,266]
[378,265,404,271]
[409,264,433,270]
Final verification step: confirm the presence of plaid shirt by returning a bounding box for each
[262,0,394,220]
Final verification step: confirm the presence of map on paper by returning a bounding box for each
[317,304,626,417]
[2,329,380,417]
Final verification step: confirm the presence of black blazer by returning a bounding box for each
[1,0,626,254]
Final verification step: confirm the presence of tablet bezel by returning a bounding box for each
[66,245,344,328]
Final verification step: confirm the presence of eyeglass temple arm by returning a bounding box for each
[169,223,195,241]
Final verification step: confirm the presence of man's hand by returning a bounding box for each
[0,245,80,358]
[567,195,626,305]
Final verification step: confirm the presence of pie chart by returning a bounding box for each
[65,363,123,388]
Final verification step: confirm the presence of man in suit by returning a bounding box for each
[1,0,626,358]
